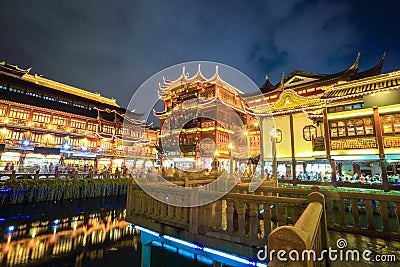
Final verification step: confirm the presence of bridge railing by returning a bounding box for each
[235,184,400,240]
[267,192,327,267]
[126,180,310,251]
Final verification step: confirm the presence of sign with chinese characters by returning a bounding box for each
[331,138,377,150]
[312,137,325,151]
[384,136,400,148]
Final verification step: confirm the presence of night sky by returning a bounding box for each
[1,0,400,109]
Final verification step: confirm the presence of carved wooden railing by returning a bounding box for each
[268,192,327,267]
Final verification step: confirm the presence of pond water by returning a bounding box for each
[0,196,210,266]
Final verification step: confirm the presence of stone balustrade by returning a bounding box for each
[235,184,400,240]
[126,180,310,259]
[268,192,327,267]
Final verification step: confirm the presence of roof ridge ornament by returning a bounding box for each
[350,52,361,70]
[380,52,387,64]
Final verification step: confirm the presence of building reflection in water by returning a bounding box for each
[0,208,138,266]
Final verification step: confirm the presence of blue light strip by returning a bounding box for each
[163,235,203,250]
[135,225,267,266]
[134,225,159,237]
[203,247,252,265]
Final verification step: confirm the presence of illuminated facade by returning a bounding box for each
[248,53,400,190]
[0,208,135,266]
[154,66,256,170]
[0,60,152,172]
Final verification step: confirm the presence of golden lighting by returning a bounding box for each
[327,108,373,120]
[270,127,277,138]
[378,104,400,115]
[1,127,8,135]
[214,150,220,156]
[4,118,9,124]
[27,122,32,127]
[243,130,248,136]
[228,143,233,150]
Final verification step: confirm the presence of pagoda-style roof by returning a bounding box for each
[22,74,119,107]
[321,69,400,100]
[158,65,244,97]
[0,61,31,77]
[256,52,386,95]
[0,59,119,107]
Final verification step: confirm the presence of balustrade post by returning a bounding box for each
[379,200,390,232]
[204,204,213,229]
[34,170,39,180]
[263,204,272,239]
[226,200,234,233]
[396,203,400,233]
[189,188,200,234]
[365,200,375,230]
[276,204,287,227]
[214,199,223,231]
[237,201,246,235]
[249,202,258,238]
[350,198,360,228]
[11,170,16,180]
[55,171,60,179]
[89,170,94,179]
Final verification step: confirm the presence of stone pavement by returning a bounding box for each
[328,231,400,267]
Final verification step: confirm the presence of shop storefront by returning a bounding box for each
[0,152,21,172]
[22,153,61,173]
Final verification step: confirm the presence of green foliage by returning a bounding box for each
[0,178,130,204]
[278,183,400,196]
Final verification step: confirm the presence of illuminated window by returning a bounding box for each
[9,108,30,120]
[338,121,346,137]
[303,125,317,141]
[382,114,400,134]
[32,112,51,123]
[53,116,66,126]
[346,120,355,136]
[364,118,374,135]
[71,119,86,129]
[330,117,374,138]
[0,104,6,116]
[103,125,114,134]
[355,119,365,135]
[87,122,98,132]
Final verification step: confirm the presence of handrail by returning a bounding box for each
[268,192,327,267]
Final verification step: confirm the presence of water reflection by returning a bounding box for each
[0,199,137,266]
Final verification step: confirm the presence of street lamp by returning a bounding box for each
[228,142,234,176]
[270,127,278,180]
[214,150,219,170]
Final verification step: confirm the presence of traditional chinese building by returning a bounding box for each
[0,60,151,172]
[247,53,400,190]
[154,65,257,171]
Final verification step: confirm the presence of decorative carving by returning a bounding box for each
[271,89,320,112]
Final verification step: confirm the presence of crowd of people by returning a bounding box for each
[0,162,131,176]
